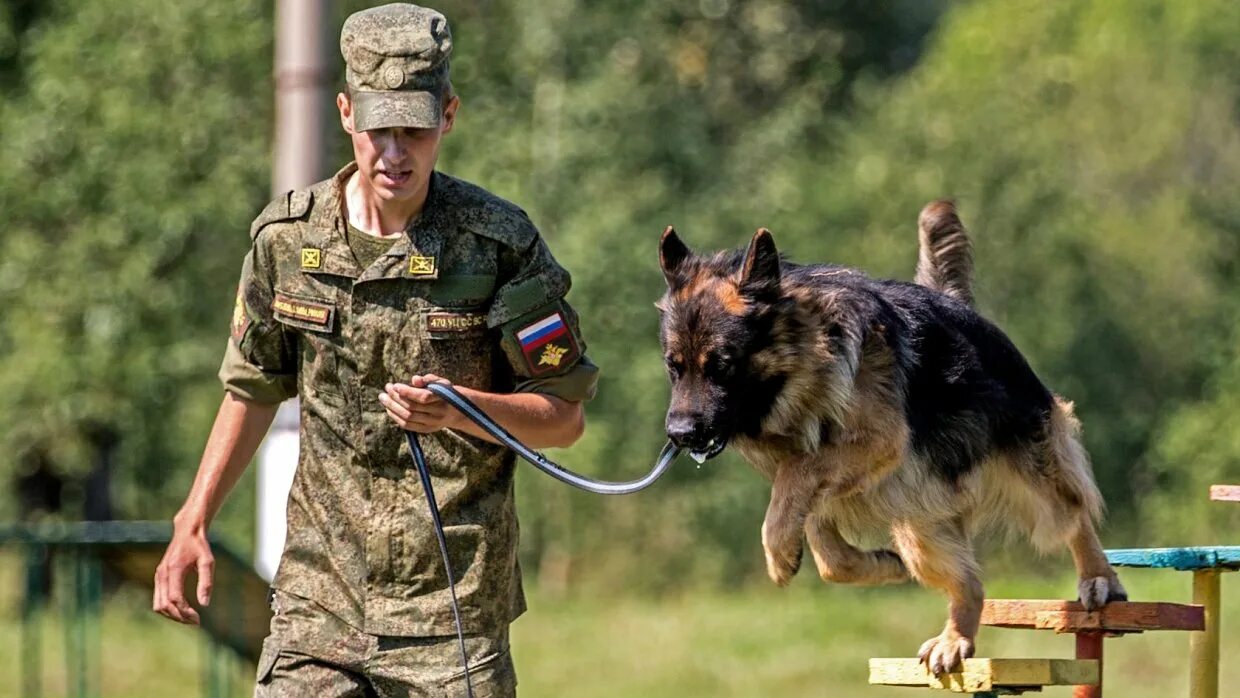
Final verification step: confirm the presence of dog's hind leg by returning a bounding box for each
[892,517,983,674]
[1042,397,1127,608]
[805,512,908,585]
[1068,514,1127,608]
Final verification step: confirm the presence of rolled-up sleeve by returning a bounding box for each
[513,355,599,402]
[488,236,599,403]
[218,237,298,403]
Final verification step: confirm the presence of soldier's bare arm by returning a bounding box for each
[379,375,585,449]
[153,393,278,624]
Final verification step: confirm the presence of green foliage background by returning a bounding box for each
[2,0,1238,596]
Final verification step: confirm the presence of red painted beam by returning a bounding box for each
[981,600,1204,633]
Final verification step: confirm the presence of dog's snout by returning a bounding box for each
[666,412,706,447]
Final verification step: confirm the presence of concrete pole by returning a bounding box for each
[273,0,331,195]
[257,0,331,582]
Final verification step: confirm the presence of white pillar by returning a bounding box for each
[255,402,301,582]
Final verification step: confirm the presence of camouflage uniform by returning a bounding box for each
[225,4,598,696]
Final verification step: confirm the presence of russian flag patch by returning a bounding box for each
[516,311,579,375]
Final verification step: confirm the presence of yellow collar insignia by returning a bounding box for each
[409,255,436,276]
[301,248,322,269]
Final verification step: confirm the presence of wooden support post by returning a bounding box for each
[1190,569,1220,698]
[1074,632,1103,698]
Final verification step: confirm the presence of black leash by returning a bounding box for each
[404,428,474,697]
[404,383,683,697]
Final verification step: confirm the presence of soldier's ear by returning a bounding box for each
[659,226,691,287]
[739,227,780,298]
[337,92,356,134]
[441,95,460,135]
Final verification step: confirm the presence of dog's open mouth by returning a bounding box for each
[688,437,727,464]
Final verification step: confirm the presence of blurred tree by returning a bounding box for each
[0,1,273,543]
[1145,311,1240,544]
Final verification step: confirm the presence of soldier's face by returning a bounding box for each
[337,94,459,204]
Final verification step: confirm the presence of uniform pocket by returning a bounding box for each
[273,288,344,401]
[428,274,496,309]
[414,305,495,390]
[441,646,516,698]
[255,638,280,684]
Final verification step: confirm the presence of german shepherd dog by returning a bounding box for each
[656,202,1126,673]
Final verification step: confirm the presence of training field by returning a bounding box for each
[3,558,1235,697]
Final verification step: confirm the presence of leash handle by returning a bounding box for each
[405,430,475,698]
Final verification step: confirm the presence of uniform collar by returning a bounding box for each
[302,163,446,282]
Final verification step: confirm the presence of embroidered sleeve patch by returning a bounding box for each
[427,312,487,333]
[516,311,580,375]
[231,285,250,340]
[272,294,333,328]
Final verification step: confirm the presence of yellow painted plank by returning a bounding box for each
[869,658,1099,692]
[1190,569,1221,698]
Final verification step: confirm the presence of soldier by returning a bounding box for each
[152,4,598,695]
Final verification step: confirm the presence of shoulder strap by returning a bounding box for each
[249,189,314,240]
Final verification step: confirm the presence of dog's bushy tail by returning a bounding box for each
[915,200,974,306]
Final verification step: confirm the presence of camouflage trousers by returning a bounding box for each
[255,590,517,698]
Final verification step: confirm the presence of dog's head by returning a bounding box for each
[656,226,789,461]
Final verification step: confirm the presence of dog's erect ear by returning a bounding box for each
[739,227,780,297]
[659,225,690,285]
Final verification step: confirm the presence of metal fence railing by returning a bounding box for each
[0,521,271,698]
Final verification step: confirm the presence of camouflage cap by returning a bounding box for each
[341,3,452,131]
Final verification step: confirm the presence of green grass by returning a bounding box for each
[0,589,253,697]
[2,556,1236,697]
[514,569,1237,698]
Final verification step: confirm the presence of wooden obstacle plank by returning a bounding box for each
[981,599,1204,633]
[1106,546,1240,571]
[869,658,1098,693]
[1210,485,1240,502]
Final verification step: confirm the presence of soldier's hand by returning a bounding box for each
[380,374,458,433]
[153,527,214,625]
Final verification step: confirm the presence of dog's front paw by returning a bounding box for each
[764,541,802,587]
[1078,574,1128,610]
[918,629,975,675]
[761,521,802,587]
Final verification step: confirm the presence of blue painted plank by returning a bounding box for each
[1106,547,1240,571]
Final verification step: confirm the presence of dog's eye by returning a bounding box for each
[706,352,735,379]
[665,357,683,381]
